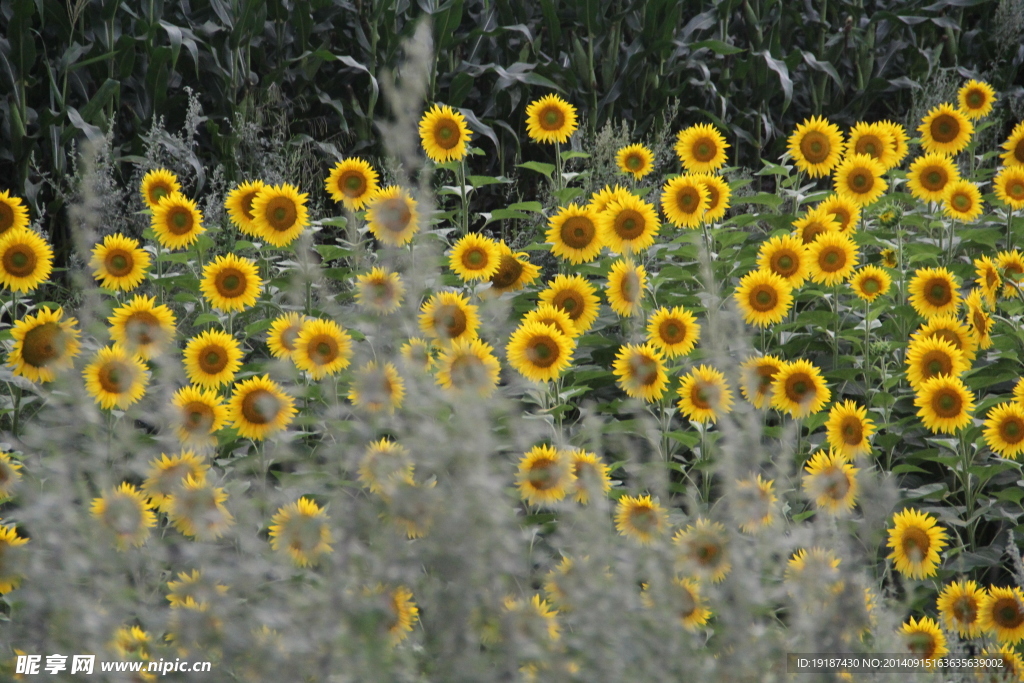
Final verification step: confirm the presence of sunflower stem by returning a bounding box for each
[959,428,977,550]
[863,298,871,386]
[155,241,164,305]
[1008,208,1015,251]
[11,383,21,438]
[831,285,840,370]
[554,141,565,198]
[457,158,469,236]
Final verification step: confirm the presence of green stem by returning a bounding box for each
[554,141,564,198]
[11,384,21,438]
[457,158,470,236]
[155,241,164,305]
[959,429,976,549]
[1009,208,1015,251]
[863,298,871,385]
[832,285,840,370]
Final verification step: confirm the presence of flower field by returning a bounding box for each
[4,25,1024,682]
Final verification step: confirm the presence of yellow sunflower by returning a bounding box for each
[995,165,1024,211]
[937,579,986,639]
[981,586,1024,644]
[673,518,731,583]
[546,203,603,264]
[660,174,709,229]
[200,253,262,312]
[587,184,632,213]
[887,508,947,579]
[879,120,910,167]
[784,547,844,599]
[449,232,501,281]
[599,193,661,251]
[358,438,414,494]
[817,194,861,233]
[965,288,994,351]
[739,354,785,409]
[324,158,379,211]
[792,205,841,243]
[641,577,711,631]
[825,400,876,459]
[1016,378,1024,405]
[164,569,228,609]
[905,336,967,390]
[981,645,1024,680]
[366,186,420,246]
[906,152,960,204]
[758,233,810,286]
[166,474,234,540]
[614,494,666,545]
[615,143,654,178]
[140,168,181,209]
[646,306,700,358]
[605,259,647,317]
[224,180,266,236]
[538,274,601,333]
[183,329,243,389]
[912,312,978,362]
[354,266,405,314]
[0,452,23,500]
[677,365,734,424]
[433,337,501,396]
[0,522,28,593]
[568,449,612,504]
[523,303,579,339]
[919,102,973,155]
[612,343,669,402]
[348,361,405,413]
[1002,120,1024,167]
[847,121,898,169]
[733,269,794,327]
[943,179,984,222]
[0,228,52,293]
[914,374,975,434]
[850,265,892,302]
[419,104,470,163]
[525,94,578,144]
[694,173,731,222]
[733,474,777,533]
[83,345,149,410]
[418,290,480,345]
[7,306,81,383]
[108,295,176,359]
[250,183,309,248]
[506,321,575,383]
[770,359,831,418]
[908,266,961,318]
[151,192,205,250]
[228,374,296,440]
[487,242,540,294]
[998,249,1024,298]
[899,616,949,660]
[787,116,845,177]
[675,123,729,173]
[89,233,150,291]
[516,444,575,506]
[141,450,210,513]
[984,402,1024,459]
[958,79,997,120]
[90,482,156,549]
[880,247,898,268]
[0,189,30,235]
[802,449,859,516]
[266,311,306,360]
[833,154,887,207]
[268,497,332,567]
[169,385,227,450]
[293,318,353,380]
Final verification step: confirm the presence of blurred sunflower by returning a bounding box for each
[984,402,1024,459]
[0,228,52,293]
[770,359,831,418]
[523,303,579,339]
[516,445,575,506]
[82,345,149,410]
[269,497,332,567]
[165,569,228,609]
[354,267,405,314]
[450,232,501,281]
[674,123,729,173]
[605,259,646,317]
[108,295,176,359]
[419,104,470,163]
[1016,378,1024,404]
[825,400,875,459]
[817,194,861,233]
[568,449,612,504]
[937,579,985,639]
[785,548,844,599]
[170,385,227,451]
[833,154,887,206]
[887,508,947,579]
[167,474,234,540]
[382,585,420,642]
[614,494,666,545]
[914,374,975,434]
[919,103,973,155]
[899,616,948,660]
[758,234,809,286]
[880,248,898,268]
[183,329,243,389]
[1002,120,1024,167]
[642,578,711,631]
[506,321,574,383]
[673,518,731,583]
[957,79,996,120]
[943,179,984,222]
[994,165,1024,211]
[646,306,700,358]
[0,523,27,594]
[546,203,603,264]
[141,451,210,513]
[847,121,898,169]
[525,94,577,144]
[358,439,413,495]
[879,120,910,166]
[733,474,777,533]
[7,306,81,383]
[980,586,1024,644]
[228,374,296,441]
[694,173,731,222]
[964,288,994,350]
[615,143,654,178]
[538,274,601,333]
[802,449,859,516]
[0,452,23,500]
[487,243,540,294]
[366,186,420,246]
[587,184,631,213]
[250,183,309,247]
[792,205,840,243]
[850,265,891,302]
[599,193,661,251]
[224,180,266,236]
[739,354,785,409]
[981,645,1024,679]
[660,174,709,229]
[787,116,845,177]
[906,153,960,204]
[434,338,501,396]
[324,158,379,211]
[908,266,961,318]
[89,233,150,291]
[200,253,262,312]
[139,168,180,209]
[905,336,967,390]
[733,269,793,327]
[293,318,353,380]
[266,312,306,360]
[677,365,734,424]
[997,249,1024,298]
[418,291,480,344]
[612,343,669,402]
[151,192,205,250]
[913,313,978,362]
[90,482,156,550]
[348,361,405,413]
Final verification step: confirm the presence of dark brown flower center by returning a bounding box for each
[614,209,646,240]
[526,335,560,368]
[855,135,884,160]
[376,197,413,234]
[931,114,960,144]
[932,389,963,418]
[3,244,37,277]
[659,319,686,344]
[539,106,565,131]
[922,167,948,192]
[675,187,702,214]
[264,196,298,232]
[22,322,67,368]
[98,360,133,394]
[528,457,559,490]
[924,278,952,307]
[841,417,863,444]
[1001,417,1024,444]
[560,216,596,249]
[435,304,468,339]
[125,311,162,347]
[630,354,659,386]
[215,268,247,298]
[993,598,1024,629]
[692,138,716,162]
[750,285,779,312]
[785,373,814,403]
[198,345,228,374]
[183,401,214,432]
[490,255,523,289]
[553,290,585,321]
[306,334,339,365]
[800,131,831,164]
[166,207,194,235]
[432,119,462,150]
[104,249,134,277]
[241,388,280,425]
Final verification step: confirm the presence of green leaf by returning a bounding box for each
[519,161,556,179]
[193,313,221,326]
[690,39,745,55]
[507,201,544,213]
[316,245,351,261]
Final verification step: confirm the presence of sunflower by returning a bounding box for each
[167,474,234,540]
[487,243,540,295]
[758,234,810,286]
[293,318,353,380]
[355,267,405,314]
[0,522,27,593]
[733,474,777,533]
[770,359,830,418]
[0,228,52,292]
[419,104,470,163]
[694,173,732,222]
[358,439,414,495]
[223,179,266,236]
[90,482,156,550]
[1002,120,1024,167]
[674,122,731,175]
[905,336,968,390]
[998,249,1024,298]
[538,274,601,333]
[165,569,228,609]
[995,165,1024,211]
[418,290,480,345]
[433,337,501,396]
[141,450,210,513]
[383,476,437,540]
[588,184,632,213]
[543,555,580,610]
[785,548,844,599]
[677,365,734,424]
[449,232,501,281]
[348,361,405,413]
[200,253,262,312]
[913,313,978,362]
[568,449,612,504]
[0,189,30,236]
[958,79,997,120]
[984,402,1024,459]
[879,120,910,167]
[507,321,575,383]
[900,616,949,660]
[83,346,149,410]
[915,374,975,434]
[733,269,793,327]
[614,494,666,545]
[523,303,579,339]
[525,94,578,144]
[887,508,947,579]
[943,179,984,222]
[905,153,960,205]
[981,645,1024,681]
[981,586,1024,644]
[825,400,876,459]
[140,168,181,209]
[642,577,711,631]
[89,233,150,291]
[908,266,961,318]
[1016,378,1024,405]
[880,248,898,268]
[151,192,205,250]
[646,306,700,358]
[0,452,23,500]
[108,295,176,359]
[792,205,841,243]
[266,312,306,360]
[516,445,575,506]
[850,265,892,302]
[268,497,332,567]
[599,193,661,251]
[546,203,603,264]
[833,154,887,207]
[7,306,81,383]
[965,288,994,351]
[366,186,420,246]
[324,158,379,212]
[253,183,310,247]
[616,143,654,179]
[937,579,986,639]
[673,518,731,583]
[739,354,785,409]
[605,259,647,317]
[612,343,669,402]
[170,385,227,450]
[375,585,420,642]
[848,121,898,169]
[817,194,861,233]
[660,174,709,229]
[787,116,845,177]
[183,329,243,389]
[228,374,296,440]
[802,449,859,516]
[919,102,974,155]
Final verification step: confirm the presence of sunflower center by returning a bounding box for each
[691,383,715,410]
[3,245,36,277]
[527,336,560,368]
[630,355,659,386]
[660,320,685,344]
[449,354,486,388]
[560,216,596,249]
[1001,417,1024,444]
[823,248,846,270]
[757,366,778,392]
[1015,139,1024,164]
[952,193,971,211]
[21,322,66,368]
[933,389,963,417]
[105,495,144,536]
[370,281,395,304]
[862,278,880,294]
[626,154,643,170]
[198,346,228,374]
[264,197,298,232]
[527,458,559,490]
[307,334,339,365]
[184,401,214,431]
[0,203,13,232]
[376,197,413,234]
[994,598,1024,628]
[906,631,937,657]
[785,374,813,403]
[800,131,831,164]
[463,248,487,270]
[901,527,931,561]
[620,271,640,302]
[241,191,258,219]
[822,468,850,500]
[675,187,701,214]
[966,90,984,108]
[850,170,873,192]
[215,269,246,298]
[696,542,719,563]
[923,354,949,379]
[167,208,194,235]
[926,279,952,306]
[774,253,795,274]
[751,286,778,311]
[615,209,646,240]
[98,361,132,394]
[280,326,300,352]
[1008,181,1024,200]
[922,168,947,192]
[952,596,977,623]
[149,184,171,205]
[436,304,468,339]
[629,506,657,532]
[855,135,883,159]
[553,290,584,320]
[105,249,134,277]
[490,255,523,289]
[433,119,462,150]
[540,106,565,131]
[241,388,280,425]
[125,311,161,347]
[800,222,827,244]
[931,114,960,143]
[693,139,715,162]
